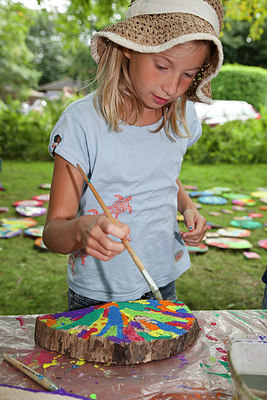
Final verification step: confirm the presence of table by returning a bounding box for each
[0,310,266,399]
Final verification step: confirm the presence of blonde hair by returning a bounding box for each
[93,41,209,140]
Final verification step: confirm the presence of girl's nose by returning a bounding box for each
[162,74,180,96]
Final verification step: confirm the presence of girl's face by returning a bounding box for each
[123,41,208,125]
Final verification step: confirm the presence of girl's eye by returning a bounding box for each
[184,72,195,79]
[155,64,167,71]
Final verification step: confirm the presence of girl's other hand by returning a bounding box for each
[78,214,130,261]
[180,208,207,246]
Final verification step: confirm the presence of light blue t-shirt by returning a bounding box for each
[49,92,202,301]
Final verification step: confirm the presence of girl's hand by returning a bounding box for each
[43,155,130,259]
[78,214,130,261]
[179,208,207,246]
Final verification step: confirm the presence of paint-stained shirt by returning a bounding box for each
[49,92,202,302]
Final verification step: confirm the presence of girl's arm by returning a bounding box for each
[176,178,207,246]
[43,154,130,261]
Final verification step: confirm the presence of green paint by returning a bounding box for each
[55,308,103,330]
[200,360,231,382]
[52,316,73,328]
[123,301,186,313]
[89,394,97,399]
[123,307,187,323]
[210,356,217,363]
[200,362,212,369]
[103,325,117,337]
[206,371,232,382]
[218,360,229,371]
[229,311,251,325]
[138,331,172,342]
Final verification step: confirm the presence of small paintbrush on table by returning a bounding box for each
[2,353,59,391]
[76,163,163,301]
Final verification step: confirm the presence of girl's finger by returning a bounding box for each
[86,233,125,255]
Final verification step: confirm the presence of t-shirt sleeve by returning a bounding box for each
[186,101,202,149]
[48,110,90,176]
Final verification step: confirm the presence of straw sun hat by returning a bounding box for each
[91,0,224,103]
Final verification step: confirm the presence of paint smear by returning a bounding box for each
[43,355,62,370]
[16,316,26,329]
[206,334,218,341]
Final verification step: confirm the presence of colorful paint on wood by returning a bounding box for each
[13,199,43,207]
[15,206,47,217]
[24,226,44,238]
[37,300,195,344]
[1,217,37,229]
[35,300,200,364]
[198,196,228,205]
[205,237,252,250]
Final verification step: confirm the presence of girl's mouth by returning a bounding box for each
[152,94,169,105]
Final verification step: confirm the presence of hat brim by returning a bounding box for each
[91,13,223,103]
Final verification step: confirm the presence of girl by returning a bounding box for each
[43,0,224,310]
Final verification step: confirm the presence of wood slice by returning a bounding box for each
[35,300,200,365]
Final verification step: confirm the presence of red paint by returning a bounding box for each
[16,316,26,329]
[123,325,145,341]
[216,347,227,354]
[23,351,56,366]
[167,321,190,330]
[82,327,98,339]
[103,308,109,318]
[73,316,84,321]
[206,334,218,341]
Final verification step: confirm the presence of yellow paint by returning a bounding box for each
[168,305,184,312]
[43,355,62,370]
[145,328,178,339]
[122,311,135,323]
[86,316,108,335]
[129,299,150,305]
[68,328,81,334]
[76,359,86,366]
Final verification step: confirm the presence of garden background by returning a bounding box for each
[0,0,266,315]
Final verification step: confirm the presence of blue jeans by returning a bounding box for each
[263,285,267,309]
[68,281,177,311]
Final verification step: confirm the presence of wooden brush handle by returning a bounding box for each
[2,353,59,391]
[76,164,161,297]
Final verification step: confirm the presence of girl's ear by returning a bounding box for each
[123,47,131,60]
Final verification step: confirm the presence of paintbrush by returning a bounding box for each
[76,163,163,301]
[2,353,59,391]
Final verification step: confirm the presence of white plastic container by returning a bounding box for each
[227,336,267,399]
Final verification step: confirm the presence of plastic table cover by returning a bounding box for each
[0,309,266,400]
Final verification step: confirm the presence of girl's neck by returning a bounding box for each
[134,107,163,127]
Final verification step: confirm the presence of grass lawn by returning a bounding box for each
[0,160,266,315]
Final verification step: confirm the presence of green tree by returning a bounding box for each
[222,0,267,41]
[221,20,267,68]
[0,1,40,100]
[59,0,266,41]
[65,43,97,88]
[26,9,71,85]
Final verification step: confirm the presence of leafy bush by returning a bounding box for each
[0,96,81,161]
[0,94,266,163]
[186,104,267,164]
[211,64,267,110]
